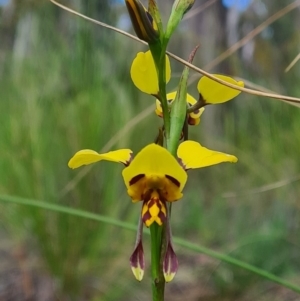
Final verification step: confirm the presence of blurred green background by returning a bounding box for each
[0,0,300,300]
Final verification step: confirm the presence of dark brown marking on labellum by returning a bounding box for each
[158,211,166,223]
[165,175,180,187]
[142,211,151,224]
[129,174,145,186]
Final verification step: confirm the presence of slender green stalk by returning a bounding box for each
[148,32,171,301]
[149,43,171,147]
[1,194,300,294]
[158,53,170,145]
[158,38,171,148]
[150,224,165,301]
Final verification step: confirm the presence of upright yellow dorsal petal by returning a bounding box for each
[197,74,244,104]
[68,149,132,169]
[122,144,187,197]
[123,144,187,189]
[177,140,237,170]
[130,50,171,95]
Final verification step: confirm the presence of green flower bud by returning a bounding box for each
[165,0,195,39]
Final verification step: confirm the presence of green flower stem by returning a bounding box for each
[148,26,176,300]
[158,40,171,149]
[1,194,300,294]
[149,41,169,301]
[149,43,171,147]
[150,223,165,301]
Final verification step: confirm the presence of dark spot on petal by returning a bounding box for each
[158,211,166,223]
[142,211,151,225]
[188,116,197,125]
[129,174,145,186]
[165,175,180,187]
[193,109,199,114]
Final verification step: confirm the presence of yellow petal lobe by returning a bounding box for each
[177,140,238,170]
[68,149,132,169]
[197,74,244,104]
[122,144,187,202]
[131,50,171,95]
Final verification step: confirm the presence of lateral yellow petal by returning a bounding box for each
[68,149,132,169]
[122,144,187,191]
[177,140,238,169]
[197,74,244,104]
[130,50,171,95]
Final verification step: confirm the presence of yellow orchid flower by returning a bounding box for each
[68,142,237,282]
[130,50,171,95]
[68,142,237,226]
[155,92,205,126]
[122,144,187,226]
[197,74,244,104]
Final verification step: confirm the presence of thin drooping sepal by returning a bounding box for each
[163,211,178,282]
[130,215,145,281]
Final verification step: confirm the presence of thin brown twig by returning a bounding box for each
[169,53,300,103]
[203,0,300,71]
[235,77,300,108]
[285,52,300,72]
[50,0,146,45]
[49,0,300,105]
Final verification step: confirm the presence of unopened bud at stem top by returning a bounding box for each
[125,0,159,44]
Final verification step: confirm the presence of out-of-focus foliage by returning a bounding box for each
[0,0,300,300]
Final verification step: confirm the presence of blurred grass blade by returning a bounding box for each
[173,237,300,294]
[1,194,300,294]
[0,194,136,231]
